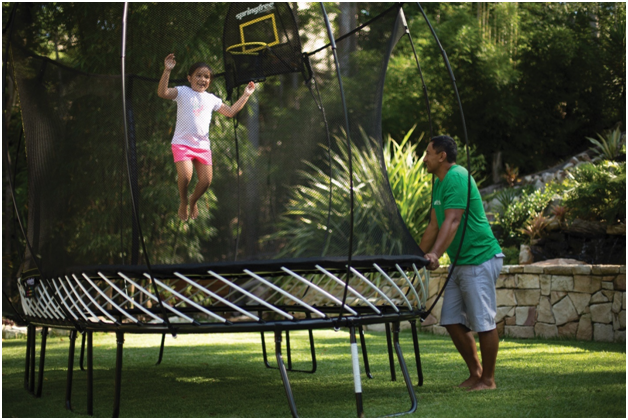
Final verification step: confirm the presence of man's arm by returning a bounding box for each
[419,208,439,253]
[422,208,464,270]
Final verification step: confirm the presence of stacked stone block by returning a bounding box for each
[421,264,626,342]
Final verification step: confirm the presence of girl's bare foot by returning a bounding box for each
[178,201,188,221]
[189,201,199,220]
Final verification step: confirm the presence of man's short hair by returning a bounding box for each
[430,135,457,163]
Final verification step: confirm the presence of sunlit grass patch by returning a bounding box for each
[2,330,625,418]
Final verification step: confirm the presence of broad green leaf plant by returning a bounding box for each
[586,127,626,161]
[264,127,434,258]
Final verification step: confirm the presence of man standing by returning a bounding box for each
[419,135,503,391]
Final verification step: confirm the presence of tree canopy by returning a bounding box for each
[384,2,625,175]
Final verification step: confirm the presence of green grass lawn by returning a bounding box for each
[2,329,625,417]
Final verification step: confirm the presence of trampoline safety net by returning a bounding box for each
[6,3,430,332]
[10,2,423,274]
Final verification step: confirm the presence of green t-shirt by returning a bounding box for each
[432,164,501,265]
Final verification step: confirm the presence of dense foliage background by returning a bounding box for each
[384,2,625,177]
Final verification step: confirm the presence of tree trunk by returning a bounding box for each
[492,151,503,185]
[338,2,357,77]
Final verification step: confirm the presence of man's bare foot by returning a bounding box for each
[458,375,481,388]
[467,379,496,391]
[178,201,188,221]
[189,201,199,220]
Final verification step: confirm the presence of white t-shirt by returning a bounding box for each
[171,86,223,150]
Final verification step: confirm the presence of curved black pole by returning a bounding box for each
[416,2,472,318]
[400,8,433,139]
[319,2,354,327]
[120,2,176,337]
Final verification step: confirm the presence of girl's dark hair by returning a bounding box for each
[187,62,213,78]
[430,135,457,163]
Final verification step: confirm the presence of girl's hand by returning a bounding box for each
[245,81,256,95]
[164,53,176,71]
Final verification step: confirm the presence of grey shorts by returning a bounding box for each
[440,254,504,333]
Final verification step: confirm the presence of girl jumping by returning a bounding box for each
[158,53,255,221]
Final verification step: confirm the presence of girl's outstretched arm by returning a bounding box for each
[158,53,178,100]
[217,81,256,118]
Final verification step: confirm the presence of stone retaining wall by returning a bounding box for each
[420,264,626,342]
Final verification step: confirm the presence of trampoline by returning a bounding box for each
[3,2,469,417]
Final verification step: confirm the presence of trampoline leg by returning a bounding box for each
[261,324,317,373]
[261,331,272,368]
[29,325,36,394]
[409,320,424,387]
[87,331,93,416]
[275,330,298,418]
[286,330,293,370]
[385,323,396,381]
[24,324,33,391]
[388,322,418,417]
[349,326,365,418]
[260,311,274,369]
[156,333,166,365]
[66,330,77,410]
[35,327,48,398]
[112,331,124,418]
[305,327,317,374]
[79,332,86,371]
[358,325,373,379]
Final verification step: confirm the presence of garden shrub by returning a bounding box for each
[264,128,433,257]
[501,246,520,265]
[493,184,562,247]
[563,161,626,224]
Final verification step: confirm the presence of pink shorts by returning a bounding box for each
[171,144,212,165]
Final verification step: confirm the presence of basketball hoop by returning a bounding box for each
[226,42,268,55]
